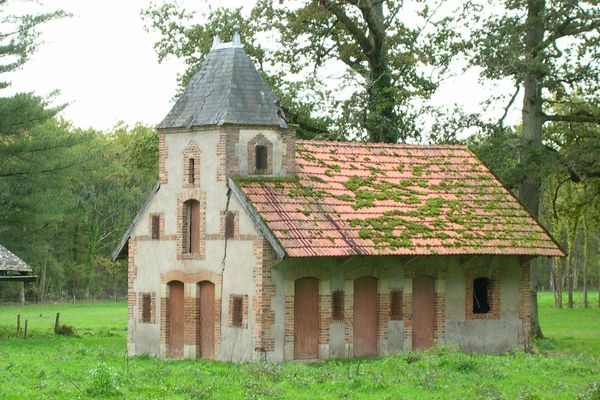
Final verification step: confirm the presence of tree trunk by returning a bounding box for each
[566,216,578,308]
[583,218,589,308]
[519,0,546,339]
[553,256,563,308]
[19,282,25,306]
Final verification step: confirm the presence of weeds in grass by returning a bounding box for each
[85,363,122,396]
[578,381,600,400]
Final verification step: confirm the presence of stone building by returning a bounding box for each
[113,30,563,362]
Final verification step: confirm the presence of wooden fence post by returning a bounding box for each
[24,320,28,339]
[54,312,60,334]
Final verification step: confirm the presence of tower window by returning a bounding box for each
[473,277,491,314]
[183,199,200,254]
[188,158,195,184]
[255,145,268,172]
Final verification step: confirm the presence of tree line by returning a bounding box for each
[1,1,599,339]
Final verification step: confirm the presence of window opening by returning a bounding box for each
[473,277,491,314]
[184,200,200,254]
[255,145,267,172]
[142,293,151,323]
[188,158,195,184]
[232,296,243,327]
[151,215,160,240]
[225,211,235,239]
[390,290,403,320]
[331,290,344,321]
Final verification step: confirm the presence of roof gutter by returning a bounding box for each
[228,177,287,260]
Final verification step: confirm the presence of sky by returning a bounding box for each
[4,0,517,134]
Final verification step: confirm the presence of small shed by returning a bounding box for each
[0,243,36,304]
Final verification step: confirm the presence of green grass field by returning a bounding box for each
[0,292,599,399]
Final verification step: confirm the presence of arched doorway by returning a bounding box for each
[168,280,184,358]
[353,276,378,357]
[197,281,215,359]
[294,277,319,359]
[412,275,435,351]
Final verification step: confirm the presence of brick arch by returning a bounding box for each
[247,134,273,174]
[344,265,386,280]
[285,265,330,281]
[183,141,201,188]
[407,264,446,279]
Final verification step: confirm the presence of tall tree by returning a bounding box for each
[143,0,457,143]
[466,0,600,338]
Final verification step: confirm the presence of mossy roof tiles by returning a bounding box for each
[234,140,564,258]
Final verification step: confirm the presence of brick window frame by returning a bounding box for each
[183,141,201,188]
[229,294,248,328]
[465,268,500,320]
[138,292,156,324]
[177,189,206,260]
[247,134,273,175]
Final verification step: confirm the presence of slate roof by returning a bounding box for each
[0,244,31,273]
[157,43,287,130]
[233,140,564,258]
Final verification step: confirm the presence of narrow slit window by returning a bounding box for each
[184,200,200,254]
[255,145,267,172]
[331,290,344,321]
[151,215,160,240]
[188,158,195,184]
[390,290,403,320]
[141,293,151,323]
[232,296,243,327]
[473,277,491,314]
[225,211,235,239]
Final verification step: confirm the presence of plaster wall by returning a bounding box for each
[237,129,289,176]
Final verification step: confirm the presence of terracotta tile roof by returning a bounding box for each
[234,140,564,258]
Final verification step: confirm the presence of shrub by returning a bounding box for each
[85,363,122,396]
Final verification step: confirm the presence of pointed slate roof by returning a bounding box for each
[157,42,287,130]
[0,243,31,273]
[232,140,565,258]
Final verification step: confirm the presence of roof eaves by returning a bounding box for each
[111,183,161,261]
[228,177,287,259]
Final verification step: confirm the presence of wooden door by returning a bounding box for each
[294,277,319,359]
[168,281,184,358]
[353,276,378,357]
[412,275,435,351]
[198,281,215,359]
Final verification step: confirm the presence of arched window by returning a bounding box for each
[183,199,200,254]
[473,277,491,314]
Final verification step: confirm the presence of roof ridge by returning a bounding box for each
[296,139,468,149]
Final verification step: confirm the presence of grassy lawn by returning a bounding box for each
[0,293,599,399]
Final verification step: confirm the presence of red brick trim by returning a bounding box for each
[253,239,276,352]
[465,267,501,320]
[159,133,168,184]
[247,134,273,175]
[183,141,201,188]
[127,239,137,348]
